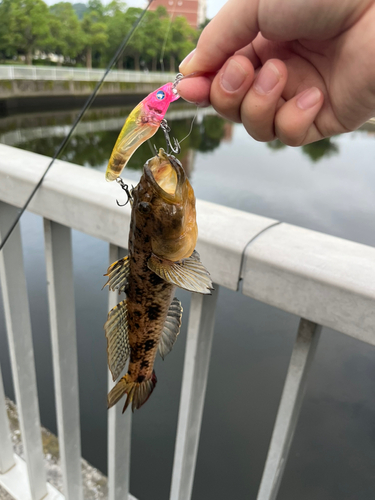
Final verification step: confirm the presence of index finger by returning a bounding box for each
[179,0,259,75]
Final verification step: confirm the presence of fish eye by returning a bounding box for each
[156,90,165,100]
[138,201,151,214]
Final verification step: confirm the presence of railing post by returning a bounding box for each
[170,286,219,500]
[0,366,14,474]
[256,318,321,500]
[44,219,83,500]
[0,202,47,500]
[107,244,132,500]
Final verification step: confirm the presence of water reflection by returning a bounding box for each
[267,137,339,163]
[0,104,227,174]
[3,104,372,171]
[1,105,375,500]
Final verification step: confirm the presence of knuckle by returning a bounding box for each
[243,121,275,142]
[212,103,241,123]
[275,120,305,147]
[281,135,303,147]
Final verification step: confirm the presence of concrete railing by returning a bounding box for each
[0,65,175,83]
[0,144,374,500]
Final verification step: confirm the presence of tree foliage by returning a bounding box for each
[81,9,108,68]
[0,0,203,70]
[49,2,84,62]
[72,3,88,20]
[0,0,52,64]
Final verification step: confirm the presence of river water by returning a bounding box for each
[1,100,375,500]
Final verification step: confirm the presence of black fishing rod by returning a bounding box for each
[0,0,154,252]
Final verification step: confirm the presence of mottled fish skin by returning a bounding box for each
[124,152,195,389]
[126,192,176,384]
[105,149,211,411]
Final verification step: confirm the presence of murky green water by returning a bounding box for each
[1,102,375,500]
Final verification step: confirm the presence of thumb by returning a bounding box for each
[180,0,259,75]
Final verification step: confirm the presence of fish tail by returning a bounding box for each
[107,372,157,413]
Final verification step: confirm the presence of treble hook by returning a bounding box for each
[116,177,132,207]
[160,119,181,155]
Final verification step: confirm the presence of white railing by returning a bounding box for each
[0,143,374,500]
[0,65,175,83]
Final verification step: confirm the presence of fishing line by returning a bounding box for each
[0,0,154,252]
[178,106,199,145]
[146,105,198,156]
[159,0,177,72]
[147,139,156,155]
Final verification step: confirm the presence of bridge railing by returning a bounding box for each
[0,144,374,500]
[0,65,175,83]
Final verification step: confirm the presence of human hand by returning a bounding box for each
[177,0,375,146]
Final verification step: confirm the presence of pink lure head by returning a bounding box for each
[142,82,180,122]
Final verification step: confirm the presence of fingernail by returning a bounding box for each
[297,87,321,109]
[179,49,196,72]
[254,62,281,94]
[221,59,247,92]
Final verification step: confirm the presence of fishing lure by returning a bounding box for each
[105,74,183,182]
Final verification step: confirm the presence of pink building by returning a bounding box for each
[149,0,206,29]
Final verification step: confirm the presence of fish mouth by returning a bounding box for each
[144,148,186,202]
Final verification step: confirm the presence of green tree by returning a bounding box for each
[125,7,145,71]
[103,0,130,69]
[302,138,339,162]
[166,16,197,72]
[196,115,226,152]
[73,3,88,20]
[49,2,84,64]
[0,0,52,65]
[87,0,105,18]
[142,8,167,72]
[198,18,211,30]
[81,10,108,68]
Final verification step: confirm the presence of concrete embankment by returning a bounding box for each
[0,398,108,500]
[0,79,159,114]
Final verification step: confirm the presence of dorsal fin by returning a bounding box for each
[103,255,129,293]
[148,250,213,294]
[159,297,183,359]
[104,299,130,381]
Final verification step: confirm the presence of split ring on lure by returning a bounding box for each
[105,74,184,182]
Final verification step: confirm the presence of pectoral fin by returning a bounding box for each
[103,256,129,293]
[148,250,213,294]
[159,297,183,359]
[104,299,130,381]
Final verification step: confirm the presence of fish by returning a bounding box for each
[105,83,180,182]
[103,148,212,412]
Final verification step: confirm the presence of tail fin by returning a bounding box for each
[107,372,157,413]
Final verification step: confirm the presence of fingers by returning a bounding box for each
[275,87,324,145]
[176,75,214,107]
[179,0,259,75]
[210,55,255,123]
[241,70,324,145]
[178,54,325,146]
[240,59,287,141]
